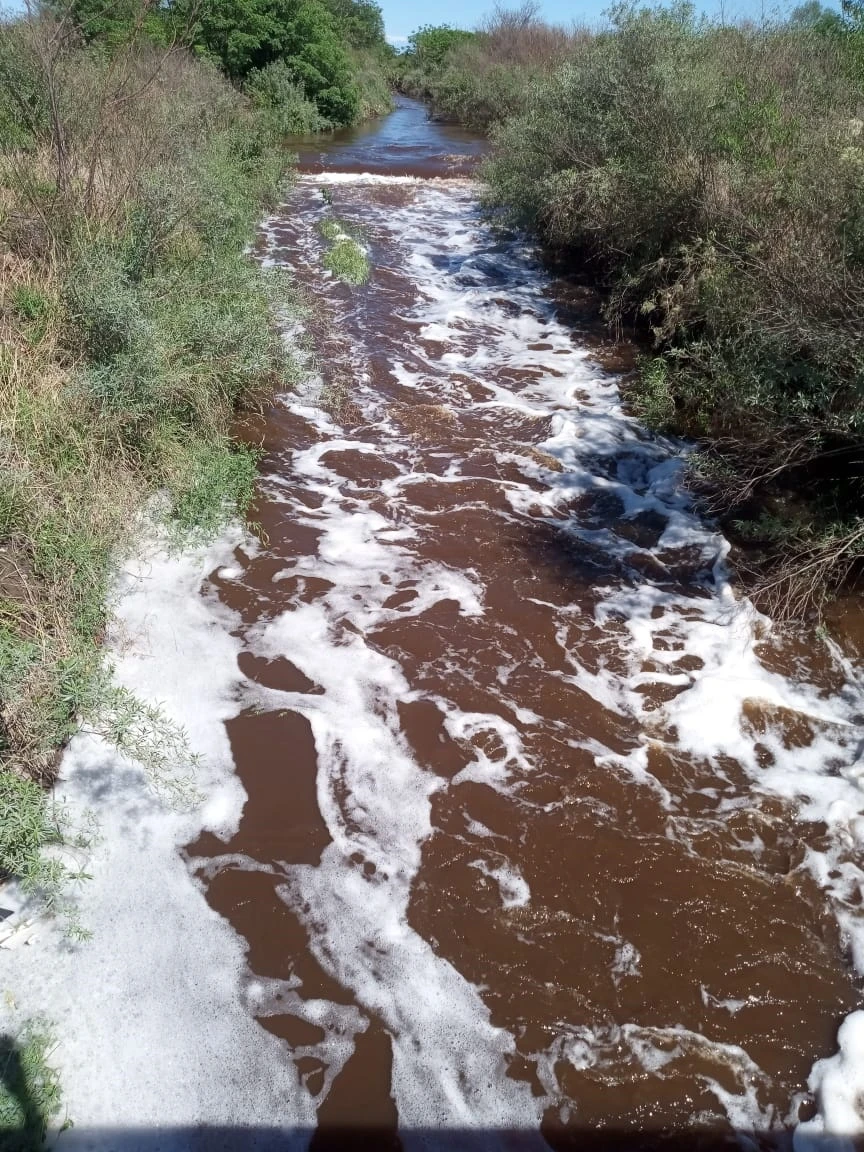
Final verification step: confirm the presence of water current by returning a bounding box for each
[4,97,863,1152]
[185,99,864,1147]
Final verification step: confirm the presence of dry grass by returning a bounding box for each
[0,255,143,777]
[0,4,291,793]
[390,402,458,439]
[478,2,587,67]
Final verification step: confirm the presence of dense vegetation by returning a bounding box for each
[0,0,388,924]
[0,0,389,1135]
[402,2,864,617]
[64,0,394,128]
[0,4,290,869]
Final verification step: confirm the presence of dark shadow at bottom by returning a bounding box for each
[4,1127,853,1152]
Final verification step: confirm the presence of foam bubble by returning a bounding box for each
[265,172,864,1140]
[795,1012,864,1150]
[0,527,313,1143]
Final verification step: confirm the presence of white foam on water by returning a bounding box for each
[469,859,531,909]
[303,173,476,188]
[795,1012,864,1151]
[0,528,313,1147]
[445,710,533,791]
[272,175,864,1139]
[245,595,544,1133]
[611,940,642,984]
[536,1022,780,1132]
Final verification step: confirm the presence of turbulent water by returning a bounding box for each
[197,101,864,1146]
[3,98,864,1151]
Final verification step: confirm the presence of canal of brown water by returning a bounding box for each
[184,99,864,1150]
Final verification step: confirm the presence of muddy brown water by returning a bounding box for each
[184,99,864,1149]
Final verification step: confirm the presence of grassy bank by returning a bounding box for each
[0,9,292,794]
[402,2,864,617]
[0,6,299,1142]
[0,0,395,884]
[0,0,394,1136]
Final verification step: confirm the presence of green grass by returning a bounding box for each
[167,439,260,544]
[0,28,300,922]
[319,217,370,285]
[0,1025,62,1152]
[0,771,65,903]
[319,218,343,242]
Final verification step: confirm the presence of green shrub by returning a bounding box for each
[11,284,54,345]
[631,357,676,428]
[322,0,385,49]
[172,0,366,126]
[472,4,864,613]
[398,11,577,129]
[11,285,49,324]
[349,47,394,120]
[63,242,149,364]
[167,439,260,541]
[324,238,369,284]
[0,1024,62,1151]
[406,24,477,72]
[0,23,46,150]
[245,60,332,133]
[320,217,370,284]
[0,767,63,893]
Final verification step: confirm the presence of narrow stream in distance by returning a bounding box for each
[188,99,864,1148]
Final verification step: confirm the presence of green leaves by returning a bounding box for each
[170,0,362,125]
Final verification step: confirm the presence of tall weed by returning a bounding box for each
[472,3,864,614]
[0,5,300,917]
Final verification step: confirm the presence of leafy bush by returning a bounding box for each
[0,1024,62,1151]
[398,7,578,130]
[63,242,150,363]
[0,22,47,149]
[168,439,260,541]
[171,0,367,125]
[349,47,395,120]
[407,24,478,72]
[471,3,864,614]
[245,60,332,133]
[322,0,385,49]
[320,217,370,283]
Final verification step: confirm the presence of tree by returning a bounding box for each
[46,0,171,49]
[788,0,845,31]
[167,0,359,122]
[406,24,476,71]
[320,0,385,49]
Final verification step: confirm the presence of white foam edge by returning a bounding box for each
[0,524,314,1143]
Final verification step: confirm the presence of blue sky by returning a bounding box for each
[381,0,813,42]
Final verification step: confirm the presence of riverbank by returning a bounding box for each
[396,7,864,620]
[0,24,293,819]
[0,13,303,1140]
[4,78,864,1152]
[2,528,319,1146]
